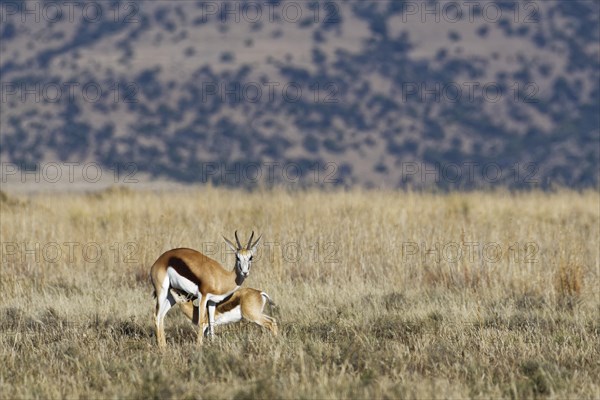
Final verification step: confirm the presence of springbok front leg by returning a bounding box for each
[207,300,217,337]
[197,296,208,345]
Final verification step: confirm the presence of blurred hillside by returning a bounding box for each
[1,0,599,188]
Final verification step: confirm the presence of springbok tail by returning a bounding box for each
[261,291,277,317]
[260,292,276,307]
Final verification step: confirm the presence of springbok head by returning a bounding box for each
[223,231,262,278]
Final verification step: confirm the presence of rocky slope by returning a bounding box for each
[1,1,598,188]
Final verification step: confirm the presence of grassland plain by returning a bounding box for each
[0,187,599,399]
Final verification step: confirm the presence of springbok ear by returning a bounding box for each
[250,234,262,254]
[223,236,238,253]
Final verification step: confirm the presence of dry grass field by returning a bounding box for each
[0,187,599,399]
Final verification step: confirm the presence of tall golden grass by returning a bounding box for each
[0,187,598,398]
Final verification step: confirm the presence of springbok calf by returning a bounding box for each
[150,231,261,347]
[173,287,278,336]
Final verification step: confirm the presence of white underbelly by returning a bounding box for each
[206,287,239,303]
[167,266,199,296]
[215,306,243,326]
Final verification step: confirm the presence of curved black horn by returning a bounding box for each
[246,231,255,249]
[252,234,262,249]
[223,236,237,252]
[234,230,242,249]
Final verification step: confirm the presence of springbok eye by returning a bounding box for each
[249,256,253,261]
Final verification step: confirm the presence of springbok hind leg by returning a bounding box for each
[197,296,207,345]
[154,301,164,347]
[207,301,217,337]
[155,291,176,348]
[260,315,278,336]
[242,302,278,336]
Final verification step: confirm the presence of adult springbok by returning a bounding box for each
[174,287,278,336]
[150,231,261,347]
